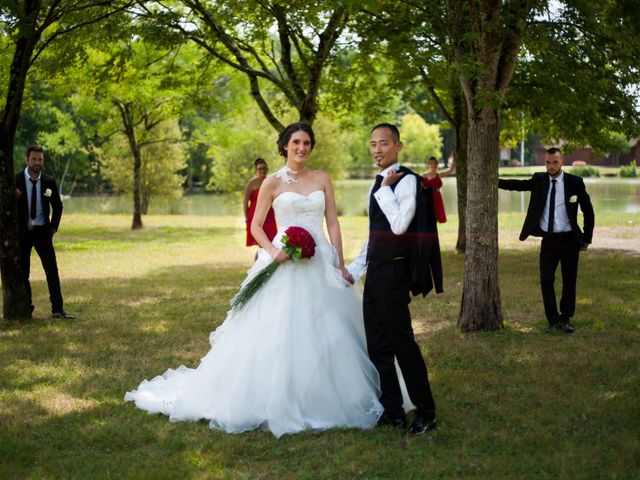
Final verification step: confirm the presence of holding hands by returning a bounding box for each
[340,265,354,285]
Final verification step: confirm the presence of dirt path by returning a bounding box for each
[590,225,640,256]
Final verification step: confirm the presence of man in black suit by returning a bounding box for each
[499,147,594,333]
[348,124,437,435]
[15,145,73,319]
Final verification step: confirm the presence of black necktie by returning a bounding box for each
[30,178,38,220]
[372,174,384,194]
[548,179,556,233]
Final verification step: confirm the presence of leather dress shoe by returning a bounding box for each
[558,321,575,333]
[546,321,574,333]
[408,416,437,436]
[52,310,74,319]
[546,322,561,333]
[377,411,407,429]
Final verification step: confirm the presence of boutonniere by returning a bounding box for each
[44,188,52,198]
[569,195,577,203]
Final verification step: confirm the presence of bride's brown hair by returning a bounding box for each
[276,122,315,158]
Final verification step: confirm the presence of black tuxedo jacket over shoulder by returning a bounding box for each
[15,172,63,236]
[498,172,594,245]
[368,166,443,297]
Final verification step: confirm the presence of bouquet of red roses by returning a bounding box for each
[231,226,316,311]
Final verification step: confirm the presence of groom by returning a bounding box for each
[348,123,437,435]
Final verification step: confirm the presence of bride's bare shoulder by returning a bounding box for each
[308,169,331,183]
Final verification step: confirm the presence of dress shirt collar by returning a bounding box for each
[549,170,564,184]
[378,162,401,177]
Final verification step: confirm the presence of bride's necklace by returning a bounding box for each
[276,165,306,184]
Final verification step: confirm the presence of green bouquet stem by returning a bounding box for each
[230,260,280,311]
[231,230,314,312]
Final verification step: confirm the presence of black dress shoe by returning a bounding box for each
[558,321,575,333]
[545,322,561,333]
[377,411,407,429]
[408,416,437,436]
[52,310,74,319]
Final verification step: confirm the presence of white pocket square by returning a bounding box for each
[569,195,577,203]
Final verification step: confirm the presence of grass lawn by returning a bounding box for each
[1,213,639,479]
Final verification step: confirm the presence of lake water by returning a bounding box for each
[63,178,640,217]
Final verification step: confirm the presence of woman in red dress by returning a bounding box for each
[244,158,277,246]
[421,156,455,223]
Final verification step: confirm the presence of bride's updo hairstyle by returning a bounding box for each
[277,122,316,158]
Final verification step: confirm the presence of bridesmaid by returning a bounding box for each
[243,158,277,247]
[421,156,455,224]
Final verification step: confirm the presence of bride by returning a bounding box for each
[125,122,383,437]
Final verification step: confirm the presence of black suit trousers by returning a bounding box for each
[540,232,580,324]
[20,227,64,313]
[363,258,435,419]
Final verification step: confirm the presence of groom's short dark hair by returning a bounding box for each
[371,123,400,143]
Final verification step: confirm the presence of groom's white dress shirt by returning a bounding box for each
[347,163,417,281]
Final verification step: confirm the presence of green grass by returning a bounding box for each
[1,213,639,479]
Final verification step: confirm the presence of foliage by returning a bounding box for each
[99,120,187,212]
[144,0,351,130]
[568,166,600,178]
[619,160,638,178]
[205,106,279,193]
[506,1,640,151]
[399,113,442,167]
[206,107,352,193]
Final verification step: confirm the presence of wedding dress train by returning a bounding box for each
[125,190,383,437]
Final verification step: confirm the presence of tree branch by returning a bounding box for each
[420,67,455,128]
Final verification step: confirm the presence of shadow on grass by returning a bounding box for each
[1,253,640,478]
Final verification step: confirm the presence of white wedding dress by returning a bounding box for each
[125,190,383,437]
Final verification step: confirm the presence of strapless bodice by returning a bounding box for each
[272,190,326,244]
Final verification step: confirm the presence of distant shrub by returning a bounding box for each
[619,160,638,178]
[569,166,600,177]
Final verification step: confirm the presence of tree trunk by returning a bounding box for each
[116,101,144,229]
[453,85,468,253]
[131,146,143,229]
[447,0,531,331]
[0,3,41,319]
[458,107,503,331]
[0,132,32,319]
[142,190,150,215]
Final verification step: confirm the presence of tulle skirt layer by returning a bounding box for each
[125,244,383,437]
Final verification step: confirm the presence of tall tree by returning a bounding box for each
[64,39,192,229]
[142,0,350,131]
[0,0,132,319]
[447,0,538,331]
